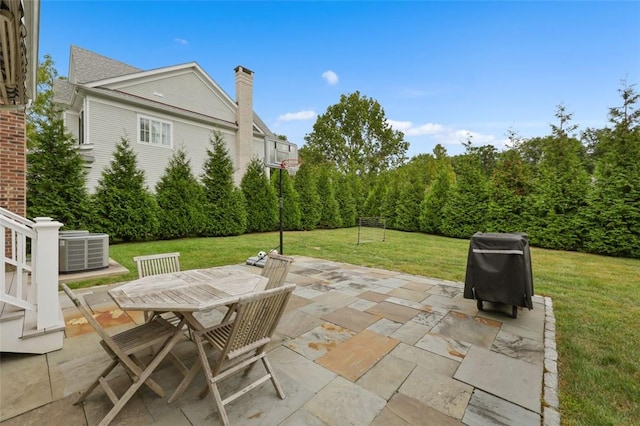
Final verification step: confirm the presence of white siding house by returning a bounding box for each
[53,46,274,191]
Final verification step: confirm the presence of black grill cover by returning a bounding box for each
[464,232,534,309]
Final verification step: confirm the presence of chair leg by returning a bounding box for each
[75,360,118,404]
[98,328,185,426]
[210,381,230,426]
[262,356,285,399]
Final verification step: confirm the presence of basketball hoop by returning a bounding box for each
[281,158,301,176]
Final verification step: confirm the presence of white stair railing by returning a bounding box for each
[1,207,63,330]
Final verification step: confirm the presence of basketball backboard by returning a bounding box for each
[265,137,298,169]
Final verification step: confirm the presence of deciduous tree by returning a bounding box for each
[304,91,408,177]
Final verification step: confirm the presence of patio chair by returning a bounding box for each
[261,252,294,290]
[220,252,294,323]
[134,251,181,278]
[133,252,181,322]
[60,283,184,426]
[170,284,296,425]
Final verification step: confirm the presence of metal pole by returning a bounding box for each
[279,168,284,255]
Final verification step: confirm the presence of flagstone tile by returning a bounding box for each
[0,394,87,426]
[390,321,431,345]
[279,408,327,426]
[365,301,420,323]
[312,291,358,308]
[309,282,334,293]
[270,346,336,393]
[278,309,324,339]
[321,307,380,332]
[422,294,478,316]
[431,311,501,349]
[0,353,53,421]
[385,296,427,311]
[387,287,428,302]
[349,298,377,311]
[285,272,321,286]
[371,407,411,426]
[316,330,399,381]
[63,308,135,337]
[415,332,471,362]
[454,346,543,413]
[294,286,325,299]
[400,280,434,292]
[304,376,386,425]
[358,290,389,303]
[390,342,460,375]
[425,284,464,298]
[376,277,408,289]
[283,322,355,360]
[284,294,312,312]
[398,365,473,419]
[411,310,447,330]
[356,354,415,400]
[462,389,541,426]
[367,318,403,336]
[491,329,545,366]
[386,393,465,425]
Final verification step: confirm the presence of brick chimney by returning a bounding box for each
[234,65,254,184]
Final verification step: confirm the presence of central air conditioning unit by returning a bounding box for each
[59,231,109,273]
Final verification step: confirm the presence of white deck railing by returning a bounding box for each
[1,207,62,329]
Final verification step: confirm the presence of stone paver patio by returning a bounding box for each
[0,256,559,425]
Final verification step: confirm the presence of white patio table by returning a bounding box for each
[107,267,269,402]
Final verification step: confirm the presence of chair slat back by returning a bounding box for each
[134,252,181,279]
[261,253,294,290]
[221,284,295,361]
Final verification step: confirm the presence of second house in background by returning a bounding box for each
[53,45,276,190]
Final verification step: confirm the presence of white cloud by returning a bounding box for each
[322,70,339,85]
[276,110,317,122]
[387,120,444,136]
[406,123,444,136]
[174,38,189,45]
[386,120,413,131]
[389,119,503,151]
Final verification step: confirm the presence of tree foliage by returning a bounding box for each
[201,131,247,236]
[316,166,342,229]
[334,172,358,228]
[270,169,302,231]
[241,158,279,233]
[440,148,490,238]
[155,148,208,239]
[91,137,159,241]
[583,82,640,257]
[26,54,60,147]
[303,91,408,177]
[26,56,91,229]
[294,162,322,231]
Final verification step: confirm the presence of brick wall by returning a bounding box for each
[0,110,27,217]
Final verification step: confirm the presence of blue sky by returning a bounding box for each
[40,1,639,158]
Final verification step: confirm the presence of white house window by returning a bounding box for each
[138,115,172,147]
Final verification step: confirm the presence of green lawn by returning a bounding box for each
[69,228,640,425]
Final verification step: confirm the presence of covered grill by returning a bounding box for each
[464,232,533,318]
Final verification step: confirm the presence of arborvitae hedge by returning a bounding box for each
[27,115,91,229]
[91,137,159,242]
[294,162,322,230]
[200,131,247,236]
[241,158,279,233]
[155,148,208,239]
[270,168,302,231]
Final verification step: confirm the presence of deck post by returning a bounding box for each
[33,217,63,329]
